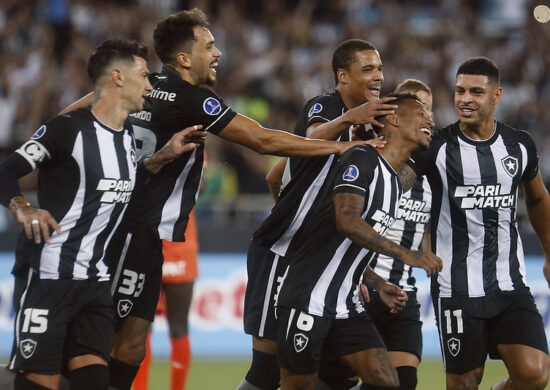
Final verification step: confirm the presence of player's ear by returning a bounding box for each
[492,86,502,105]
[111,69,124,87]
[385,113,399,127]
[176,52,192,69]
[337,68,348,86]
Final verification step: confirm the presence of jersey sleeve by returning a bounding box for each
[15,115,75,170]
[177,87,237,135]
[333,146,378,197]
[518,130,539,182]
[302,94,344,131]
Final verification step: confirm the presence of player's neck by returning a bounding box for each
[91,94,127,131]
[459,118,496,141]
[336,87,362,109]
[377,141,411,173]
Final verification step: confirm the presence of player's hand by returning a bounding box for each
[378,282,408,314]
[15,205,61,244]
[345,97,397,128]
[364,135,387,149]
[145,125,206,173]
[407,250,443,277]
[543,258,550,289]
[359,283,370,306]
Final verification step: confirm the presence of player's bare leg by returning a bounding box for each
[110,317,151,390]
[388,352,419,390]
[237,337,279,390]
[341,348,399,389]
[445,366,484,390]
[491,344,549,390]
[163,281,194,390]
[280,368,317,390]
[16,373,60,389]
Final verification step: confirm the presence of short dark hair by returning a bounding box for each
[87,39,148,84]
[332,39,377,84]
[373,92,421,134]
[154,8,210,65]
[394,79,432,96]
[456,57,500,85]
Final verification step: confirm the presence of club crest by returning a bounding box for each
[117,299,133,318]
[293,333,309,353]
[20,339,37,359]
[447,337,460,357]
[501,156,518,177]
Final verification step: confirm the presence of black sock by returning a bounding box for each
[396,366,417,390]
[109,358,139,390]
[244,349,280,390]
[70,364,110,390]
[14,373,50,390]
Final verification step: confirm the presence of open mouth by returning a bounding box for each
[209,62,218,74]
[368,85,381,96]
[459,107,476,117]
[420,127,432,137]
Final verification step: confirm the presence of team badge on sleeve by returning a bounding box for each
[343,165,359,181]
[30,125,46,140]
[501,156,518,177]
[203,97,222,115]
[308,103,323,118]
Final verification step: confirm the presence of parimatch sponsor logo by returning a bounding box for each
[397,197,430,223]
[97,179,133,203]
[454,184,515,209]
[371,209,396,235]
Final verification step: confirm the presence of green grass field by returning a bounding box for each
[146,358,521,389]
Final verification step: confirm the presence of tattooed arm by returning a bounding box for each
[334,192,442,276]
[397,164,418,193]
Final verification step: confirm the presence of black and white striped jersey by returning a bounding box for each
[252,91,350,256]
[409,121,538,298]
[277,145,402,319]
[370,176,431,291]
[127,65,236,241]
[14,108,136,281]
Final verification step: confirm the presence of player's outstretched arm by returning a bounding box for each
[334,192,442,276]
[522,172,550,288]
[217,114,365,157]
[306,97,397,140]
[266,157,287,202]
[59,92,94,115]
[361,267,407,313]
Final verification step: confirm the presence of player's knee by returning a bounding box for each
[396,366,417,390]
[69,364,109,390]
[446,368,483,390]
[244,349,280,390]
[510,358,549,390]
[168,322,189,339]
[364,366,399,388]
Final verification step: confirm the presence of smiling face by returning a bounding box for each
[185,26,221,86]
[398,98,434,150]
[339,50,383,106]
[454,74,502,128]
[121,55,152,113]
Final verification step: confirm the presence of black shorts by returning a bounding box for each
[366,289,422,360]
[243,240,289,340]
[434,291,549,374]
[106,223,163,329]
[9,269,113,374]
[277,307,385,375]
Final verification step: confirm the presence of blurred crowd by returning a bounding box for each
[2,0,550,195]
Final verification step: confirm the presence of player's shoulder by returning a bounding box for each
[498,121,535,146]
[303,91,344,119]
[340,144,379,163]
[36,108,91,137]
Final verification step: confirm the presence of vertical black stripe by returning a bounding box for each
[88,133,131,277]
[501,130,526,289]
[447,135,469,296]
[476,145,499,293]
[347,254,376,314]
[59,130,104,278]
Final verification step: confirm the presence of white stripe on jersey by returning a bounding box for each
[39,132,87,279]
[517,143,528,285]
[335,247,370,317]
[458,138,485,297]
[9,268,34,370]
[259,253,280,337]
[435,146,453,297]
[271,154,335,256]
[158,150,197,240]
[205,108,231,132]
